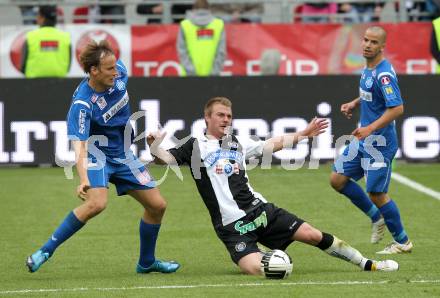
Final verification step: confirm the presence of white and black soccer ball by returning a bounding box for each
[260,249,293,279]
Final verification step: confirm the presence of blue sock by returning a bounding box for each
[41,211,85,256]
[138,220,160,268]
[339,180,381,222]
[379,200,408,244]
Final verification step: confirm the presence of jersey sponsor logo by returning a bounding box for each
[78,109,86,134]
[234,211,267,235]
[382,86,397,100]
[359,88,372,102]
[102,91,129,123]
[205,149,243,167]
[215,159,239,176]
[115,80,125,91]
[381,76,391,85]
[365,77,373,89]
[96,97,107,110]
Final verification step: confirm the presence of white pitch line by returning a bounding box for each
[391,172,440,201]
[1,280,440,295]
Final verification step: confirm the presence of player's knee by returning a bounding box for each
[85,199,107,216]
[154,199,167,215]
[368,192,388,207]
[238,253,262,276]
[329,173,346,191]
[239,261,261,275]
[146,199,167,219]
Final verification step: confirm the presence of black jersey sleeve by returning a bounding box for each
[168,137,196,166]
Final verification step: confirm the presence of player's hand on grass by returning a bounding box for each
[351,126,373,140]
[77,183,90,201]
[341,102,356,119]
[304,117,329,137]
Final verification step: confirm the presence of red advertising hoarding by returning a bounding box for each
[131,23,433,76]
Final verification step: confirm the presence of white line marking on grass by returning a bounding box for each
[392,172,440,201]
[1,280,440,295]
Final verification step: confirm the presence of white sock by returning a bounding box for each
[324,236,367,269]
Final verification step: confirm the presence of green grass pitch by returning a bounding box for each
[0,163,439,297]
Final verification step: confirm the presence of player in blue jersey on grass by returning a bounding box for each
[26,40,180,274]
[330,26,413,254]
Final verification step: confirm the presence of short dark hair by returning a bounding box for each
[79,40,115,73]
[204,97,232,116]
[193,0,209,9]
[39,6,57,26]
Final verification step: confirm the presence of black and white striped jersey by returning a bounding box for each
[168,134,268,228]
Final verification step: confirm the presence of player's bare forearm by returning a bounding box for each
[266,118,328,152]
[72,140,89,184]
[352,105,404,140]
[265,132,307,153]
[368,104,404,131]
[147,132,179,166]
[351,97,361,107]
[150,147,175,165]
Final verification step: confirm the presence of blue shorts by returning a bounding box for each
[87,151,156,196]
[332,141,396,193]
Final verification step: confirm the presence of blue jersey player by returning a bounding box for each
[26,40,180,273]
[330,26,412,254]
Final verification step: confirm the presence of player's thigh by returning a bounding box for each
[110,156,156,196]
[128,187,167,211]
[258,203,305,250]
[365,156,393,193]
[87,161,111,189]
[332,144,364,181]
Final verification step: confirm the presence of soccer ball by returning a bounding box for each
[260,249,293,279]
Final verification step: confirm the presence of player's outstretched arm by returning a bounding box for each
[265,117,328,153]
[147,131,177,165]
[72,140,90,201]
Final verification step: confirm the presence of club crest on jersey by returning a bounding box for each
[365,77,373,89]
[215,159,239,176]
[96,97,107,110]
